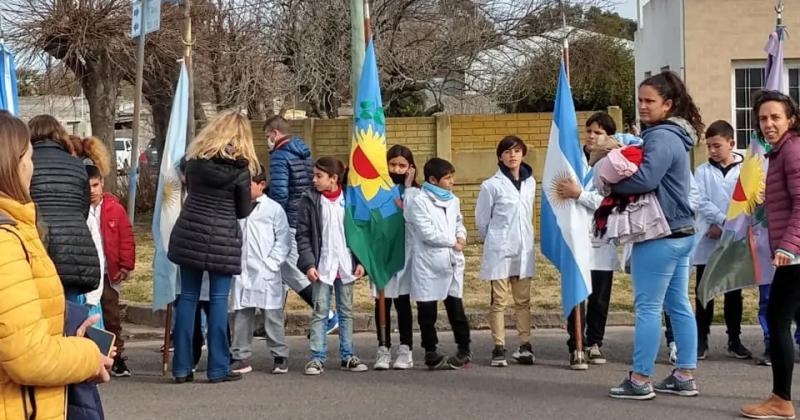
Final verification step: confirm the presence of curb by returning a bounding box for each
[122,301,635,335]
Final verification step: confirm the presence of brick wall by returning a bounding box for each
[252,108,616,242]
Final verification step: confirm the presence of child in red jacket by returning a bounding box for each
[87,165,136,377]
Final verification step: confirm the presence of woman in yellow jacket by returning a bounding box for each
[0,111,112,420]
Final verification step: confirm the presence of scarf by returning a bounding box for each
[422,182,454,201]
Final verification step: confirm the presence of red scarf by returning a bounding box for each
[322,187,342,202]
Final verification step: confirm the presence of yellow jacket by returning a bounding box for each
[0,196,100,420]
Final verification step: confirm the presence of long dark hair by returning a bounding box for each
[640,71,704,136]
[752,90,800,139]
[387,144,419,187]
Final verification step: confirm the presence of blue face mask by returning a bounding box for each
[422,181,454,201]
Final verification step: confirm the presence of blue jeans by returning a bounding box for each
[758,284,800,346]
[172,267,232,380]
[631,236,697,376]
[310,279,354,363]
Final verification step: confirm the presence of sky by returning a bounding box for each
[614,0,638,20]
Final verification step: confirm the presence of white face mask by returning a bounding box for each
[267,135,277,151]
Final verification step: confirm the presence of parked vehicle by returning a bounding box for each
[115,138,132,173]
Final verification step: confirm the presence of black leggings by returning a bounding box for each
[417,296,471,353]
[768,265,800,401]
[374,295,413,349]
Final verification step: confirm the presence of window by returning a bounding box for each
[660,65,670,73]
[733,65,800,149]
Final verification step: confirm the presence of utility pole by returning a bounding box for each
[183,0,195,145]
[350,0,366,103]
[127,1,147,223]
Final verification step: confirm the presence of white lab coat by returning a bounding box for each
[475,169,536,280]
[231,195,291,311]
[406,189,467,301]
[372,187,420,298]
[575,183,618,271]
[691,156,743,265]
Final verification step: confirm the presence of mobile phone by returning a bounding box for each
[86,326,116,357]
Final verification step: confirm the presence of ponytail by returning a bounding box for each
[81,137,112,176]
[314,157,347,186]
[640,71,705,136]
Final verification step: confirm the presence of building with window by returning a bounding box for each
[635,0,800,149]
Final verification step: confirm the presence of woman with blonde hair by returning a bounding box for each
[70,135,112,176]
[28,114,101,302]
[168,110,260,383]
[0,111,112,419]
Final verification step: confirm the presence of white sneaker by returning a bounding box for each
[668,341,678,366]
[393,344,414,370]
[374,346,391,370]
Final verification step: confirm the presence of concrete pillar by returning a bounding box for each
[435,113,452,161]
[607,106,623,132]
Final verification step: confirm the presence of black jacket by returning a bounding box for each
[168,156,252,275]
[30,140,100,293]
[295,189,359,275]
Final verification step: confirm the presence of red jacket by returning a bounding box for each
[766,131,800,257]
[100,193,136,282]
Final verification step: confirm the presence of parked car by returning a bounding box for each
[115,138,132,173]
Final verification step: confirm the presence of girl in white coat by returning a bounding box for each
[230,169,292,375]
[373,145,419,370]
[407,157,471,370]
[475,136,536,367]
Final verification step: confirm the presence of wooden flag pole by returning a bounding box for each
[362,0,387,348]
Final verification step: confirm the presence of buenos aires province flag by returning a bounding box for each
[540,61,593,317]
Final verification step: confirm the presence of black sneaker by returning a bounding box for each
[447,350,472,369]
[570,350,588,371]
[727,339,753,360]
[513,342,535,365]
[231,359,253,374]
[173,373,194,384]
[609,373,655,400]
[697,336,709,360]
[111,357,132,377]
[491,345,507,367]
[208,371,243,383]
[425,350,447,370]
[272,357,289,374]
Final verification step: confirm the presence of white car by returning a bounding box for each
[115,138,132,173]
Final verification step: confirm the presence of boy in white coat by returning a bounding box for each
[688,120,750,360]
[475,136,536,367]
[230,168,292,374]
[407,158,471,370]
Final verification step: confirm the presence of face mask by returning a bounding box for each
[267,136,277,151]
[389,172,407,185]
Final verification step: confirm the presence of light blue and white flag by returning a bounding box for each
[541,61,593,318]
[0,41,19,115]
[152,61,188,310]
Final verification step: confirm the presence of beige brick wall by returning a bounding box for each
[252,110,603,242]
[684,0,800,141]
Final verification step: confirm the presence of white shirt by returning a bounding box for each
[317,194,355,285]
[86,202,106,306]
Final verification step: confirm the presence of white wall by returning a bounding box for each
[634,0,684,85]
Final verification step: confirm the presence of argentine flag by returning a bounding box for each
[152,61,189,310]
[540,61,593,318]
[0,41,18,115]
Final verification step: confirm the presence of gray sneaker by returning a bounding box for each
[374,346,391,371]
[587,344,606,365]
[654,371,699,397]
[609,373,656,400]
[304,360,324,376]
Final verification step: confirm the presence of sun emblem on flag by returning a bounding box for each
[545,171,575,209]
[348,124,393,201]
[727,152,766,219]
[161,170,182,210]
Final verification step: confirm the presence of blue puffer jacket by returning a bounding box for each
[267,137,314,229]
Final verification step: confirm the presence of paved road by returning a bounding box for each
[101,325,791,419]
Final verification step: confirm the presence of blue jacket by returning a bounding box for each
[268,137,314,228]
[611,119,697,231]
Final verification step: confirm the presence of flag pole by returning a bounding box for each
[362,0,388,349]
[561,0,585,367]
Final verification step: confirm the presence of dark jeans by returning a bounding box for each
[664,265,744,345]
[375,294,413,349]
[567,270,613,352]
[417,296,470,353]
[100,276,124,357]
[767,265,800,401]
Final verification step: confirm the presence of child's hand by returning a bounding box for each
[307,267,320,282]
[354,264,365,278]
[405,167,416,188]
[706,225,722,239]
[454,238,465,252]
[113,268,130,283]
